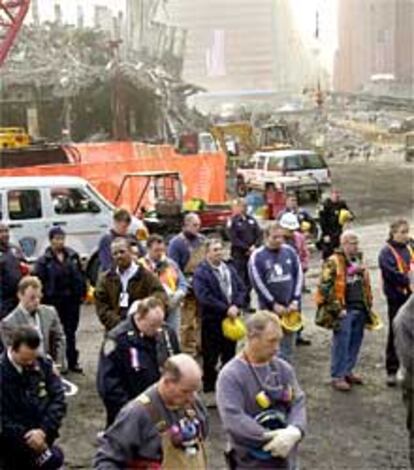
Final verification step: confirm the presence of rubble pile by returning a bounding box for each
[1,23,207,142]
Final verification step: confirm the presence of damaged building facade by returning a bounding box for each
[0,0,204,143]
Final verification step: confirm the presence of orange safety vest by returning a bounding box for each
[139,257,179,293]
[386,243,414,294]
[316,253,372,309]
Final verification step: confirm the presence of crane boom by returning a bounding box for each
[0,0,30,67]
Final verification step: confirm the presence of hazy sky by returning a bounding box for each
[33,0,338,68]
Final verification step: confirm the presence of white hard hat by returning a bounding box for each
[280,212,300,231]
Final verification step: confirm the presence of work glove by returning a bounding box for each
[263,425,302,458]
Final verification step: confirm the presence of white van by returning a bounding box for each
[0,176,145,264]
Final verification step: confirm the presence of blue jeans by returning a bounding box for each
[279,332,295,364]
[331,309,366,379]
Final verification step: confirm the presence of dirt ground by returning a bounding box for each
[59,161,413,469]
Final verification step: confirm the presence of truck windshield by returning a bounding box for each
[86,184,114,210]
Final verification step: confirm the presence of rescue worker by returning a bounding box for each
[277,193,313,230]
[1,276,66,370]
[315,230,374,391]
[0,223,25,318]
[216,311,306,470]
[97,297,180,427]
[98,209,145,272]
[228,198,262,310]
[394,274,414,469]
[168,213,207,355]
[139,234,188,334]
[249,222,303,362]
[279,213,311,346]
[34,227,86,373]
[94,354,209,470]
[0,326,66,470]
[379,218,413,387]
[318,189,353,260]
[193,239,246,403]
[95,238,167,332]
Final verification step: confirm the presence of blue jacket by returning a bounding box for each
[229,214,262,258]
[97,316,179,421]
[379,240,412,302]
[98,230,145,272]
[167,232,206,272]
[34,246,86,303]
[249,245,303,310]
[193,260,246,321]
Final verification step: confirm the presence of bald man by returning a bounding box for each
[95,238,167,331]
[95,354,209,470]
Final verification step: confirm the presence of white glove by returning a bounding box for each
[263,425,302,458]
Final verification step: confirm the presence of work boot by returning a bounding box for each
[68,364,84,374]
[386,374,397,387]
[331,378,351,392]
[296,336,312,346]
[345,374,364,385]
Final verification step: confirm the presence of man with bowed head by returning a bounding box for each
[94,354,209,470]
[216,311,306,469]
[249,222,303,362]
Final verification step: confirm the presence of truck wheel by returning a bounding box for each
[86,253,101,287]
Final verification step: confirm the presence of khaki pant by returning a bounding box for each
[180,294,201,356]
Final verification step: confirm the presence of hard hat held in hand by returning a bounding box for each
[365,310,384,331]
[300,220,311,233]
[338,209,352,226]
[222,317,247,342]
[280,311,303,333]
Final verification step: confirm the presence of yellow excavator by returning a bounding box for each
[210,121,293,169]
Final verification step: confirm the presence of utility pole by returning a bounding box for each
[109,40,128,141]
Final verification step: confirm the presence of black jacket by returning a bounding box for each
[97,316,179,418]
[229,214,262,258]
[34,246,86,303]
[0,352,66,469]
[319,199,351,239]
[0,244,23,319]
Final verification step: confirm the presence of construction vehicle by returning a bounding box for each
[0,127,30,149]
[210,121,293,170]
[114,171,232,238]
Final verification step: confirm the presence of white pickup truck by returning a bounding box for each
[236,149,332,199]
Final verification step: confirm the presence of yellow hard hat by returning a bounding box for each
[280,311,303,333]
[338,209,352,226]
[222,317,247,342]
[85,285,95,304]
[300,221,312,233]
[365,311,384,331]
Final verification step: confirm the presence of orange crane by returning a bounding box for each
[0,0,30,67]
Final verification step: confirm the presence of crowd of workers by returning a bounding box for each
[0,188,413,469]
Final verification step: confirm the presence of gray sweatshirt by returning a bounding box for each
[394,294,414,389]
[94,384,208,469]
[216,354,306,469]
